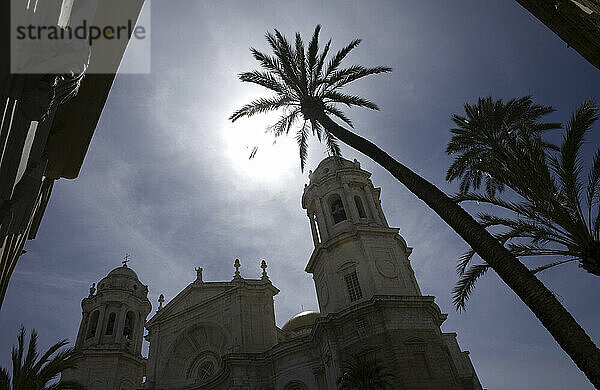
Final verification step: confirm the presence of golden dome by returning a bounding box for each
[281,311,320,333]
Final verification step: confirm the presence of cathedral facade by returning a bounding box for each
[62,157,483,389]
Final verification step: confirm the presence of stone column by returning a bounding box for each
[314,198,330,241]
[75,311,89,348]
[363,185,382,225]
[343,184,359,222]
[115,304,129,343]
[374,191,389,227]
[308,211,320,246]
[0,103,31,201]
[144,329,158,387]
[93,305,106,345]
[134,311,144,355]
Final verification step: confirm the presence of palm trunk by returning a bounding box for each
[317,113,600,388]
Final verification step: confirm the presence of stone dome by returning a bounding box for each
[307,156,362,185]
[96,265,147,298]
[281,311,320,333]
[107,264,140,280]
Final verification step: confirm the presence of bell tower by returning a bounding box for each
[302,157,421,315]
[62,262,152,390]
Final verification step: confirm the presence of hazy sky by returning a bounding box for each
[1,1,600,389]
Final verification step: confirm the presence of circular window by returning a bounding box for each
[284,381,308,390]
[198,361,215,380]
[185,350,221,382]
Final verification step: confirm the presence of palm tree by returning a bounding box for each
[337,355,395,390]
[446,97,600,308]
[0,326,84,390]
[229,26,600,387]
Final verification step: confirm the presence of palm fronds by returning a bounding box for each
[0,368,10,390]
[230,25,391,170]
[337,354,396,390]
[0,326,83,390]
[453,264,491,311]
[446,96,560,196]
[447,98,600,309]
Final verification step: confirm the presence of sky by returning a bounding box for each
[1,1,600,389]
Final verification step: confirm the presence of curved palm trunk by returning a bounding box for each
[317,113,600,388]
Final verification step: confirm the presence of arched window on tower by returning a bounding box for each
[329,194,347,224]
[86,310,99,339]
[354,195,367,219]
[123,311,135,339]
[105,312,116,335]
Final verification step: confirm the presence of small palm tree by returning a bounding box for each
[446,97,600,309]
[230,26,600,386]
[0,326,84,390]
[337,355,395,390]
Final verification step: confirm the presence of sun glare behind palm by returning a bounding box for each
[224,112,299,183]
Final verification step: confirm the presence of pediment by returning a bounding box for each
[147,282,235,326]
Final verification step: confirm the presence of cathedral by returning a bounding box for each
[62,157,483,389]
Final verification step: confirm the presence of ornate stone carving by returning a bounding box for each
[375,258,398,279]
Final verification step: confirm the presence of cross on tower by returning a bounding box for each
[122,253,131,267]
